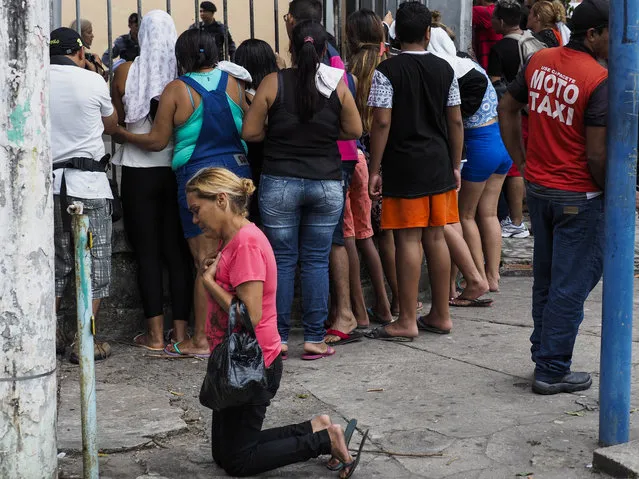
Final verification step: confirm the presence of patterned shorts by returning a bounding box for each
[54,195,112,299]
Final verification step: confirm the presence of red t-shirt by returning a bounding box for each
[473,4,503,70]
[523,48,608,191]
[206,223,281,367]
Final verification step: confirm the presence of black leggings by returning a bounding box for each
[121,166,193,320]
[211,357,331,477]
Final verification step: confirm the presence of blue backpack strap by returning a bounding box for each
[179,75,209,98]
[216,70,229,92]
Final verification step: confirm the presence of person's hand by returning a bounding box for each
[383,11,393,26]
[201,254,221,285]
[369,173,382,200]
[453,168,461,192]
[83,59,97,72]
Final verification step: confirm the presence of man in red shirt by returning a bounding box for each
[498,0,608,395]
[473,0,503,69]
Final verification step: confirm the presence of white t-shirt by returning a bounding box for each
[50,64,114,199]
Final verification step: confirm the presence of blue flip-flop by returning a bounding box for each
[326,419,358,471]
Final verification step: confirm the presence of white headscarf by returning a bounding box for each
[124,10,178,124]
[427,27,475,79]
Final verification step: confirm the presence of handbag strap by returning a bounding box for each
[228,297,258,337]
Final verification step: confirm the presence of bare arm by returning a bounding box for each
[111,62,132,127]
[446,105,464,170]
[368,107,391,199]
[203,274,264,328]
[585,126,607,190]
[116,81,178,151]
[102,110,119,136]
[242,72,277,143]
[498,92,526,173]
[337,79,363,140]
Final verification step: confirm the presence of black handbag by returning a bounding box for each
[199,298,268,411]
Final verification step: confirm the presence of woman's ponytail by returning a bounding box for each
[290,21,328,123]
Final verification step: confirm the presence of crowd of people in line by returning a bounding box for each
[50,0,610,474]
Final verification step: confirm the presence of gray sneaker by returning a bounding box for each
[532,372,592,395]
[502,220,530,238]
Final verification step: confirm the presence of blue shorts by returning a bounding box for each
[462,122,512,183]
[175,154,251,239]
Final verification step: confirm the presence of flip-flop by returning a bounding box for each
[449,297,493,308]
[341,429,369,479]
[366,308,393,327]
[133,333,165,352]
[364,326,414,342]
[325,329,364,346]
[327,419,358,471]
[163,341,211,359]
[301,346,336,361]
[416,317,451,335]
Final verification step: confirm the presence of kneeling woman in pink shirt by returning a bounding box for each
[185,167,366,477]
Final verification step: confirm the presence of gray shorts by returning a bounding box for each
[54,195,112,299]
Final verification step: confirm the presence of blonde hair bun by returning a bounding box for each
[242,178,256,197]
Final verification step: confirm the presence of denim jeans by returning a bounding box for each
[259,175,343,343]
[527,190,604,382]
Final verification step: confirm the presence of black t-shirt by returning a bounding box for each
[487,37,521,82]
[372,53,457,198]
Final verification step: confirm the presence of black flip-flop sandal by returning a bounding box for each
[449,297,493,308]
[416,317,451,335]
[341,429,369,479]
[327,419,358,471]
[364,326,414,342]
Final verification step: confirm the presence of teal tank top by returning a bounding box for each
[172,69,247,170]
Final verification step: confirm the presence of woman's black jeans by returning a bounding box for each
[211,356,332,476]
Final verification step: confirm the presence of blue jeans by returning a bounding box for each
[259,175,343,343]
[527,190,604,382]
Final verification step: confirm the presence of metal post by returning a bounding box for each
[249,0,255,39]
[68,202,99,478]
[0,0,57,476]
[51,0,62,30]
[137,0,142,19]
[223,0,229,60]
[599,0,638,448]
[107,0,113,79]
[194,0,199,28]
[166,0,171,15]
[336,0,343,55]
[274,0,280,53]
[75,0,81,33]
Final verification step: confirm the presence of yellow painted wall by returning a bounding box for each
[61,0,291,57]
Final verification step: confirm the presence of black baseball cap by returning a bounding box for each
[571,0,609,35]
[50,27,84,56]
[200,1,217,13]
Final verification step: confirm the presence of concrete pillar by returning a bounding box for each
[0,1,57,478]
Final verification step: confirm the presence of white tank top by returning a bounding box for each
[112,116,174,168]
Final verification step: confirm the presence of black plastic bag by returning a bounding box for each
[199,298,267,411]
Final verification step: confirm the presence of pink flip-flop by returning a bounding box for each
[301,346,336,361]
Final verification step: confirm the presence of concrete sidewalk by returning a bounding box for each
[56,277,639,479]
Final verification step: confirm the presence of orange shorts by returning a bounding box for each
[343,152,374,240]
[381,189,459,230]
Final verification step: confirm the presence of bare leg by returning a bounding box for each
[419,226,453,332]
[357,237,393,323]
[444,223,489,300]
[377,230,399,315]
[458,179,488,283]
[325,245,357,342]
[477,174,507,292]
[134,314,165,349]
[380,228,421,338]
[345,237,369,328]
[165,234,214,355]
[505,176,525,226]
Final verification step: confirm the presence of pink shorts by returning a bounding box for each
[343,151,374,240]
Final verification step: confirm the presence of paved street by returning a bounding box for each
[56,274,639,479]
